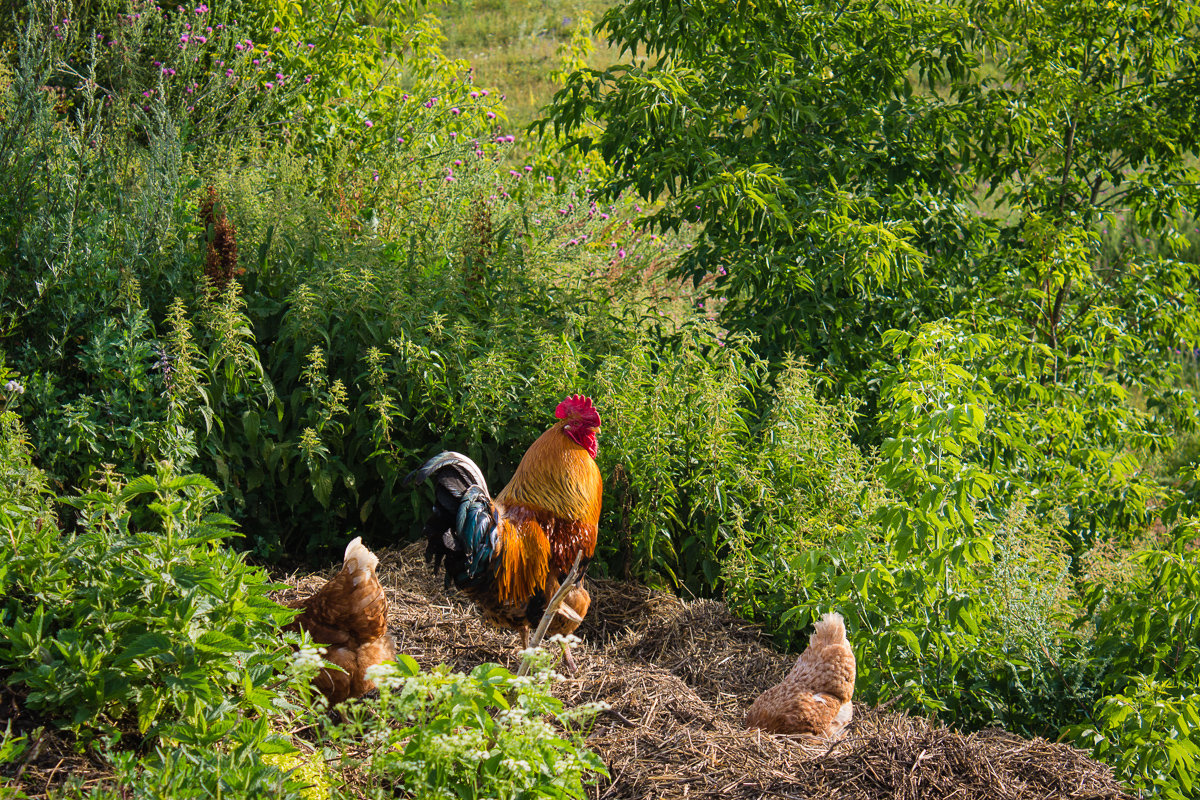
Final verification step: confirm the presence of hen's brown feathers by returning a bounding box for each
[745,612,856,737]
[285,537,396,704]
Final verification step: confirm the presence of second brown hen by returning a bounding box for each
[745,612,856,737]
[285,536,396,704]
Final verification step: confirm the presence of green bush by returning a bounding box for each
[0,461,293,735]
[91,711,315,800]
[1066,523,1200,798]
[1068,677,1200,800]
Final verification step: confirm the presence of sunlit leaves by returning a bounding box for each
[0,463,294,735]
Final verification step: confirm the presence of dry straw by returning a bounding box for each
[277,542,1131,800]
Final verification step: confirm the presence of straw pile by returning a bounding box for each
[277,542,1132,800]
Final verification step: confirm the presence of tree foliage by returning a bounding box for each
[543,0,1200,402]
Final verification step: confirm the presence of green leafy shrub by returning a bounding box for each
[0,374,49,521]
[11,285,273,491]
[0,409,312,796]
[1082,524,1200,690]
[596,351,875,593]
[0,463,293,735]
[1065,523,1200,797]
[874,317,1182,554]
[1068,677,1200,800]
[93,711,314,800]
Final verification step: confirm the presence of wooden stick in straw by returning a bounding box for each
[517,549,584,677]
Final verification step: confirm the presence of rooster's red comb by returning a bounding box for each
[555,394,599,422]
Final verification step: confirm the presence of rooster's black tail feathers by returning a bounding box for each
[404,452,498,590]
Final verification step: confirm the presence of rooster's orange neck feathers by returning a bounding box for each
[497,421,602,528]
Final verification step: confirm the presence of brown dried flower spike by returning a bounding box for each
[200,186,241,290]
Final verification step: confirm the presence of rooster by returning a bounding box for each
[405,394,603,672]
[745,612,856,737]
[284,536,397,704]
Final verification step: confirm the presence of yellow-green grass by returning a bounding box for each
[433,0,622,130]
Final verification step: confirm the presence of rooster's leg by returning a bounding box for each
[520,626,529,650]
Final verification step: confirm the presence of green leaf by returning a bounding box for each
[137,692,166,734]
[195,630,252,654]
[114,633,172,666]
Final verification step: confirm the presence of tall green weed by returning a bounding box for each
[1067,523,1200,798]
[0,2,280,489]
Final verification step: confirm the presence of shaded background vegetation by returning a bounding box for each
[2,0,1200,797]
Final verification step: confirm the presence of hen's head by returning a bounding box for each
[555,394,601,458]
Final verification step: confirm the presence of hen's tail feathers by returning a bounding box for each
[344,536,378,577]
[787,611,856,703]
[406,451,499,590]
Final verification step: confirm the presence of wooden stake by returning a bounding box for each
[517,549,584,678]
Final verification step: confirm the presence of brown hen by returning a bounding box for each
[284,536,396,704]
[745,612,856,737]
